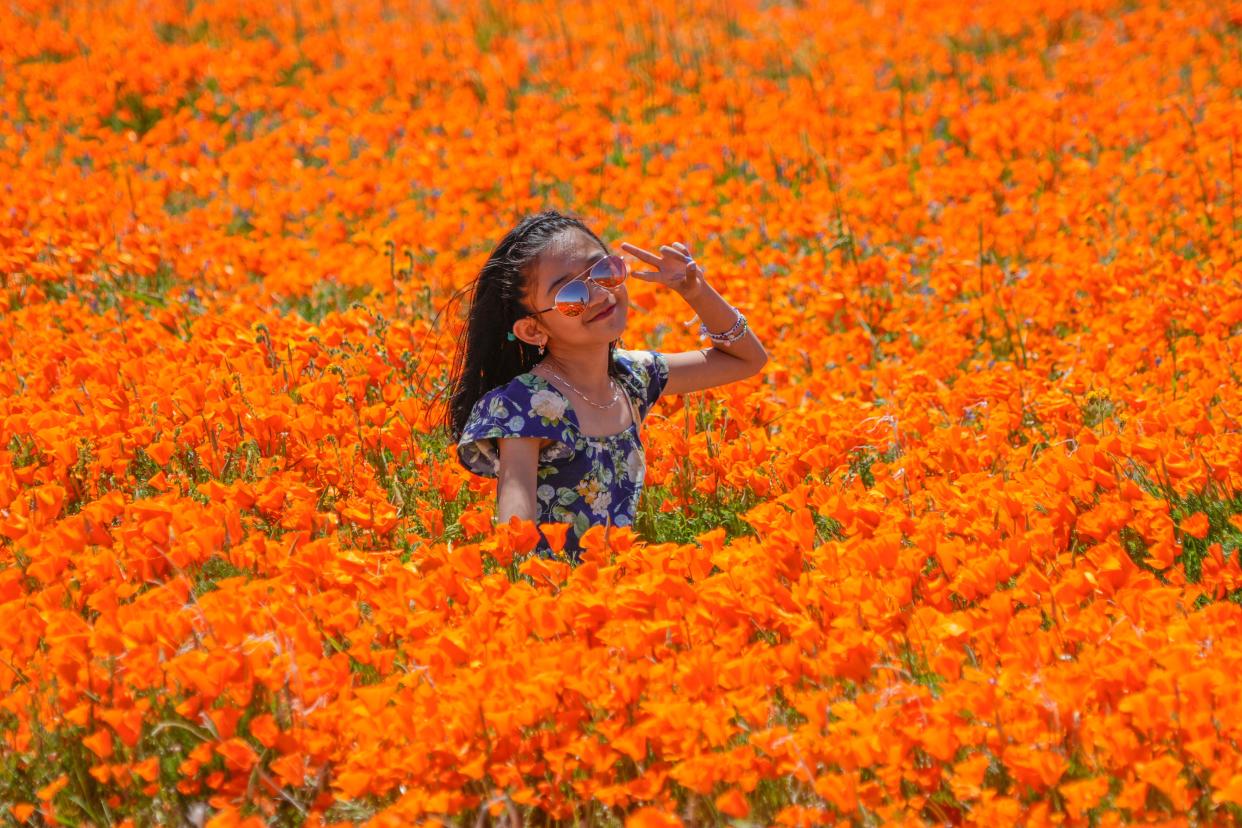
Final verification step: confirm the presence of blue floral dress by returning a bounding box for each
[456,349,670,560]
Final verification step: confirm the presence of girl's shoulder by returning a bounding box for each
[457,373,578,477]
[613,346,657,370]
[612,347,670,417]
[468,372,575,429]
[480,371,543,405]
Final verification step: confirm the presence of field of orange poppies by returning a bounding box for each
[2,0,1240,824]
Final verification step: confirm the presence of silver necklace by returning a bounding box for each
[540,366,620,410]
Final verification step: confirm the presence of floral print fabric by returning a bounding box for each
[457,349,670,559]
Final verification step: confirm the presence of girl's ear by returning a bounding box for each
[512,316,547,348]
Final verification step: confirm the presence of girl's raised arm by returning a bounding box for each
[620,240,767,397]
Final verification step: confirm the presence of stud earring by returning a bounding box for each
[538,342,546,356]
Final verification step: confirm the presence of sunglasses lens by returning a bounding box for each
[553,280,591,316]
[589,255,627,289]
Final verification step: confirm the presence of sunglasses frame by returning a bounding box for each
[529,254,628,318]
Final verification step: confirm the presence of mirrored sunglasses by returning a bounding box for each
[530,255,628,318]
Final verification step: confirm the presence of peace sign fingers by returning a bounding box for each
[619,240,699,291]
[666,241,694,261]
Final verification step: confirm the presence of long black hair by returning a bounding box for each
[441,209,624,442]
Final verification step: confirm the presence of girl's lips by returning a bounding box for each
[587,304,616,323]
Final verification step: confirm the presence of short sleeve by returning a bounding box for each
[614,348,670,422]
[456,379,577,477]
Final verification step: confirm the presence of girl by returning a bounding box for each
[444,209,767,560]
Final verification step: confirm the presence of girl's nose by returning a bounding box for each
[584,278,613,302]
[582,281,616,316]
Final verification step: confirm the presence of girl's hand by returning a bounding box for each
[619,240,707,299]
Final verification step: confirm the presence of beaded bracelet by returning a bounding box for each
[700,312,745,345]
[713,314,748,345]
[699,308,748,345]
[698,306,740,339]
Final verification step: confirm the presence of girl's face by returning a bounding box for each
[518,228,629,349]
